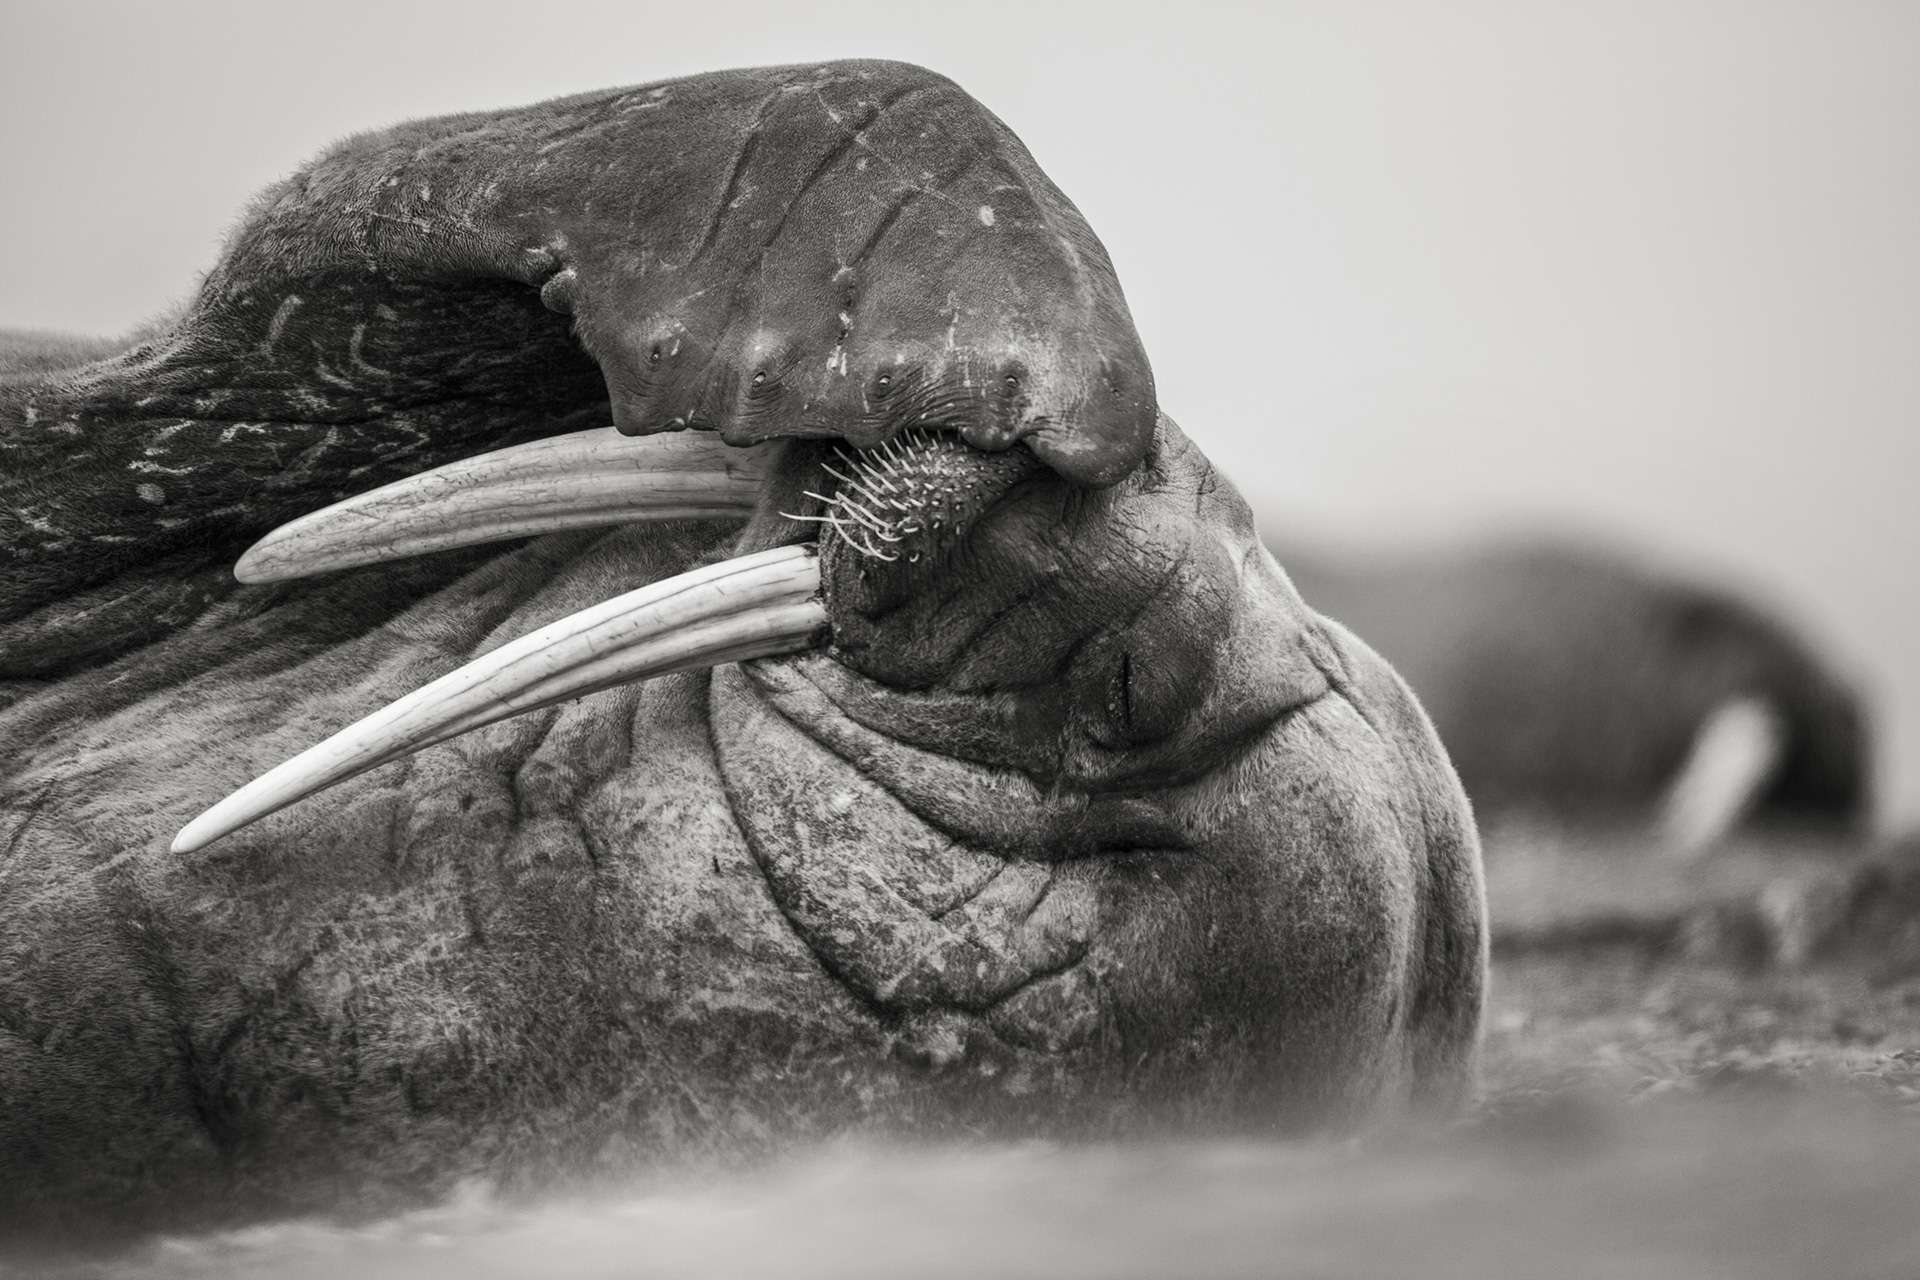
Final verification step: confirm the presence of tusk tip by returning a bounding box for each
[182,542,826,857]
[233,541,286,585]
[170,814,225,854]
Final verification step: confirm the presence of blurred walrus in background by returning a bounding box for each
[1280,539,1872,852]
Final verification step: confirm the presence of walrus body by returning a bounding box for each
[0,61,1484,1229]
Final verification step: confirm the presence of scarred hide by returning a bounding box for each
[0,61,1484,1235]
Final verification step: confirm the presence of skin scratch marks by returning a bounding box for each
[747,80,938,273]
[689,89,785,262]
[143,421,193,457]
[751,95,891,260]
[310,357,360,392]
[820,83,968,214]
[348,324,394,379]
[260,296,302,356]
[847,184,925,269]
[275,426,345,487]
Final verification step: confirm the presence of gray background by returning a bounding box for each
[3,0,1913,826]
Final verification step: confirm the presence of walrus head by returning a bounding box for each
[0,61,1483,1223]
[171,414,1311,861]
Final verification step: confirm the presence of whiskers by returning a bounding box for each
[781,426,968,563]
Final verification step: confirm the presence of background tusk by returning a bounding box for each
[174,544,825,853]
[235,430,774,583]
[1659,695,1789,854]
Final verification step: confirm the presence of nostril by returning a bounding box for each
[744,367,784,408]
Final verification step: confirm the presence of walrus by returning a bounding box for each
[0,60,1485,1232]
[1282,540,1870,849]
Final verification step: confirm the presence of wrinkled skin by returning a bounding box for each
[1283,542,1869,833]
[0,62,1484,1231]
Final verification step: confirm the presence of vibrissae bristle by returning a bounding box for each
[779,427,990,563]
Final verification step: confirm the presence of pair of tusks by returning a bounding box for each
[172,431,826,853]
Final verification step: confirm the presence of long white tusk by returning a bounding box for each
[173,545,825,853]
[1659,695,1789,854]
[235,430,774,583]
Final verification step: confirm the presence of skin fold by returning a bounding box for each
[0,60,1484,1232]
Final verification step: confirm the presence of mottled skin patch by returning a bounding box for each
[0,62,1483,1234]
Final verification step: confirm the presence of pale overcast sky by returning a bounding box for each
[3,0,1915,824]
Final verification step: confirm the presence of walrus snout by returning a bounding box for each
[553,61,1155,489]
[605,321,1155,490]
